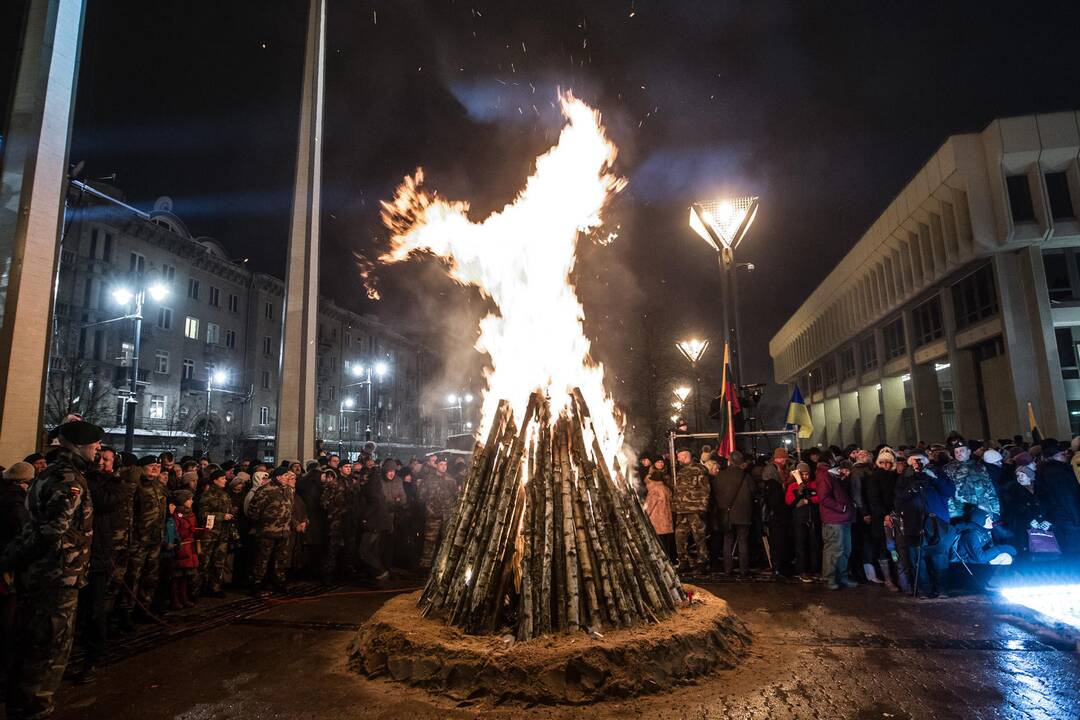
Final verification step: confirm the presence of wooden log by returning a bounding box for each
[570,459,604,629]
[537,400,554,635]
[557,418,581,632]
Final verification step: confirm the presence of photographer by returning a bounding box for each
[894,453,956,599]
[785,461,820,582]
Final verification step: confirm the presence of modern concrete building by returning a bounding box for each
[50,185,436,461]
[770,111,1080,448]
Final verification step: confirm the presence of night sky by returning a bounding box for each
[17,0,1080,439]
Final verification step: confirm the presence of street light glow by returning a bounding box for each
[689,196,759,251]
[676,338,709,364]
[112,287,133,306]
[374,361,388,378]
[674,386,691,402]
[147,282,169,301]
[352,364,364,377]
[447,393,458,404]
[212,370,228,385]
[343,397,355,409]
[464,393,474,403]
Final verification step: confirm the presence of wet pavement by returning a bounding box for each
[33,576,1080,720]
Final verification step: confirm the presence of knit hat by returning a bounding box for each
[138,455,161,467]
[181,470,199,486]
[773,448,789,460]
[3,461,35,483]
[208,468,227,482]
[233,471,251,484]
[1013,451,1034,467]
[171,489,193,505]
[982,449,1003,466]
[796,461,810,475]
[252,470,269,485]
[271,466,291,478]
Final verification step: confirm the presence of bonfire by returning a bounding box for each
[380,94,685,639]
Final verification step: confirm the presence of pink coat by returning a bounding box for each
[644,478,674,535]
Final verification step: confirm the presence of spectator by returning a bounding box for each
[710,451,753,577]
[644,463,675,562]
[1035,439,1080,554]
[673,448,710,573]
[785,461,819,583]
[761,448,793,577]
[817,460,857,590]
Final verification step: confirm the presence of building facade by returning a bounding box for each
[50,185,438,460]
[770,111,1080,449]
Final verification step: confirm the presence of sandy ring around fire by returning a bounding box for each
[346,584,751,705]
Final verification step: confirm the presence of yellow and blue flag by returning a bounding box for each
[785,386,813,439]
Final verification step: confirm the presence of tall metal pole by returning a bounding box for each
[731,256,744,387]
[365,368,373,441]
[123,291,144,453]
[204,375,213,456]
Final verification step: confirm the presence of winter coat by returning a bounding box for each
[419,472,458,519]
[171,510,200,569]
[87,469,134,573]
[760,461,792,526]
[816,467,855,525]
[1000,481,1045,540]
[848,462,872,513]
[360,472,393,533]
[643,475,673,535]
[295,469,326,546]
[944,459,998,518]
[131,473,168,546]
[381,474,407,511]
[894,469,955,539]
[710,465,753,526]
[0,481,29,568]
[248,480,297,538]
[954,521,1013,565]
[863,467,898,539]
[784,475,817,509]
[673,462,710,513]
[197,484,233,540]
[1036,460,1080,526]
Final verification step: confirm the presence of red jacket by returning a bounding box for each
[172,510,201,568]
[784,475,818,508]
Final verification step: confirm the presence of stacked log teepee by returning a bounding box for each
[418,388,686,640]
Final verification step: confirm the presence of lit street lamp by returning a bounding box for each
[108,275,170,452]
[345,359,390,441]
[689,196,759,387]
[339,396,356,452]
[676,338,709,429]
[444,390,475,436]
[203,369,229,455]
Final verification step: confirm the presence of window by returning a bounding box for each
[185,316,200,339]
[209,286,220,307]
[154,350,169,374]
[157,307,173,330]
[161,264,176,282]
[262,336,272,356]
[187,278,200,300]
[345,331,352,347]
[264,302,273,320]
[821,358,837,388]
[149,395,166,419]
[228,293,239,313]
[328,385,335,402]
[259,406,269,425]
[92,330,105,361]
[182,358,195,380]
[119,342,134,366]
[102,232,112,262]
[883,317,906,360]
[129,252,145,273]
[952,265,998,330]
[840,347,856,380]
[1006,174,1035,223]
[206,322,220,345]
[89,229,98,259]
[912,296,944,347]
[1046,172,1075,220]
[1055,328,1079,380]
[330,354,336,371]
[1043,251,1074,302]
[225,329,236,349]
[261,370,271,389]
[83,278,93,306]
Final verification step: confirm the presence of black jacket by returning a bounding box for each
[864,467,898,539]
[711,465,753,526]
[1036,460,1080,526]
[87,469,134,573]
[295,468,326,545]
[0,481,29,559]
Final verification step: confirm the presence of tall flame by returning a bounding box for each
[380,93,627,470]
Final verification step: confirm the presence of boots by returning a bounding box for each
[169,578,184,611]
[896,561,912,594]
[863,563,883,584]
[878,560,898,592]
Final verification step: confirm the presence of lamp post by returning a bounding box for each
[676,338,709,429]
[444,391,474,437]
[340,396,355,454]
[204,369,228,456]
[110,277,169,453]
[689,196,760,388]
[346,359,389,441]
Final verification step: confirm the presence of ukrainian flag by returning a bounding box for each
[786,386,813,439]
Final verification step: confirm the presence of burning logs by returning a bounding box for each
[418,389,686,640]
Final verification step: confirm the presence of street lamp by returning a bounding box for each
[676,338,709,429]
[689,196,759,387]
[344,358,391,441]
[444,389,474,436]
[109,274,170,453]
[340,396,356,453]
[673,386,691,403]
[204,369,229,455]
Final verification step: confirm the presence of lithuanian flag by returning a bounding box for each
[716,343,741,458]
[786,385,813,439]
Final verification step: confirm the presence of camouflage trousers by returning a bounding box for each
[124,540,161,609]
[322,522,343,580]
[674,512,708,569]
[250,535,292,587]
[418,515,445,569]
[198,537,229,592]
[8,585,79,720]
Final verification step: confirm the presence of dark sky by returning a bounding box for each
[21,0,1080,431]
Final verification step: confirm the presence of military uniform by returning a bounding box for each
[197,484,233,594]
[673,461,710,571]
[418,471,457,569]
[2,448,93,720]
[124,471,167,612]
[248,479,296,588]
[319,472,346,579]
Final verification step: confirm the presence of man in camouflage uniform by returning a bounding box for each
[419,458,458,569]
[673,448,710,573]
[319,468,346,580]
[123,456,168,619]
[197,468,234,597]
[943,441,997,519]
[1,420,100,720]
[248,467,298,593]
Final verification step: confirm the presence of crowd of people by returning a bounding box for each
[0,418,465,720]
[3,416,1080,719]
[638,429,1080,596]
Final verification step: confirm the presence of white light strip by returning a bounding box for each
[1000,583,1080,630]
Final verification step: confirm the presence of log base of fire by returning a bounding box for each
[348,390,751,703]
[347,584,749,704]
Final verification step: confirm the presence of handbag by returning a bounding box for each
[714,474,748,533]
[1027,527,1061,556]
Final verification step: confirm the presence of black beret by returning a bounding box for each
[121,452,139,467]
[171,489,193,504]
[209,468,227,481]
[23,453,45,464]
[220,460,236,471]
[57,420,104,446]
[138,455,161,467]
[271,466,290,478]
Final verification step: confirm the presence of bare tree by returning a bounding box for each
[45,356,115,429]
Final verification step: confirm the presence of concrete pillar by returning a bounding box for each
[911,361,944,442]
[275,0,325,463]
[881,375,906,446]
[994,248,1070,439]
[0,0,86,463]
[810,401,827,447]
[857,383,882,448]
[839,390,860,447]
[824,396,841,448]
